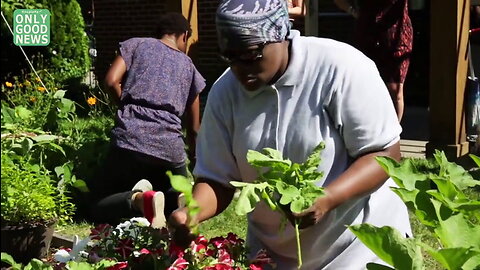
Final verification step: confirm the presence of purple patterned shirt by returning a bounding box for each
[111,38,205,165]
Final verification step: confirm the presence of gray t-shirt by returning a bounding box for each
[111,38,205,165]
[194,31,411,269]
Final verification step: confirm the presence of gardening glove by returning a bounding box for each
[168,207,197,248]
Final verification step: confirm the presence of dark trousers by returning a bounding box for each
[88,145,187,225]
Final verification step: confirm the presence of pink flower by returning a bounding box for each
[167,257,189,270]
[114,238,134,259]
[90,224,111,240]
[106,262,128,270]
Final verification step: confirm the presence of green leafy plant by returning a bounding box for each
[230,142,326,269]
[349,151,480,270]
[1,154,75,225]
[167,172,200,233]
[1,252,117,270]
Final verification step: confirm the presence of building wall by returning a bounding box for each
[93,0,167,82]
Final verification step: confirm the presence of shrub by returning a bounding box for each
[0,0,91,83]
[1,155,75,225]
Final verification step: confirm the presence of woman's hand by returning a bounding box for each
[168,207,197,248]
[292,193,335,229]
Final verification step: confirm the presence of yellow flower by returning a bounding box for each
[35,77,41,82]
[24,80,31,86]
[37,86,46,92]
[87,97,97,106]
[29,96,37,103]
[5,81,13,87]
[18,83,23,88]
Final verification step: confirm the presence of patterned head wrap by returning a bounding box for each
[216,0,291,52]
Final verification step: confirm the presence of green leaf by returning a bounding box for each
[53,90,66,98]
[366,263,395,270]
[391,187,437,227]
[15,106,33,120]
[434,150,480,189]
[32,134,58,142]
[231,181,269,215]
[290,197,306,213]
[1,253,22,270]
[462,254,480,270]
[376,157,428,190]
[431,200,480,249]
[303,142,325,170]
[423,246,480,270]
[168,172,193,194]
[349,224,424,270]
[72,179,89,192]
[247,149,291,171]
[470,154,480,168]
[277,182,300,205]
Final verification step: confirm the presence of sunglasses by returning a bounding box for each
[219,41,272,64]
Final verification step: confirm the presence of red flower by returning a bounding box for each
[191,235,208,252]
[114,239,134,259]
[250,249,275,269]
[209,236,227,249]
[249,263,263,270]
[205,264,234,270]
[167,257,189,270]
[90,224,111,240]
[226,233,244,245]
[169,242,185,258]
[217,249,233,265]
[106,262,128,270]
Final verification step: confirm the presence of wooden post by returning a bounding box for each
[304,0,318,36]
[426,0,470,159]
[182,0,199,55]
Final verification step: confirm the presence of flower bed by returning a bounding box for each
[2,217,273,270]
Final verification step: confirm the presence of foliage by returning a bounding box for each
[1,154,75,225]
[167,172,200,233]
[2,218,275,269]
[231,142,326,269]
[1,253,117,270]
[1,0,91,82]
[349,151,480,270]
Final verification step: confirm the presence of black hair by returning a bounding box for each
[156,12,191,38]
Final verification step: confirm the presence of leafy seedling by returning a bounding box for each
[231,142,326,269]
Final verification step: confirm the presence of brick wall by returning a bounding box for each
[93,0,167,82]
[195,0,227,90]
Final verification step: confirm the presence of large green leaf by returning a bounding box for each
[1,252,22,270]
[391,187,437,227]
[462,254,480,270]
[434,150,480,189]
[470,154,480,168]
[376,157,428,190]
[349,224,424,270]
[423,246,480,270]
[431,200,480,249]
